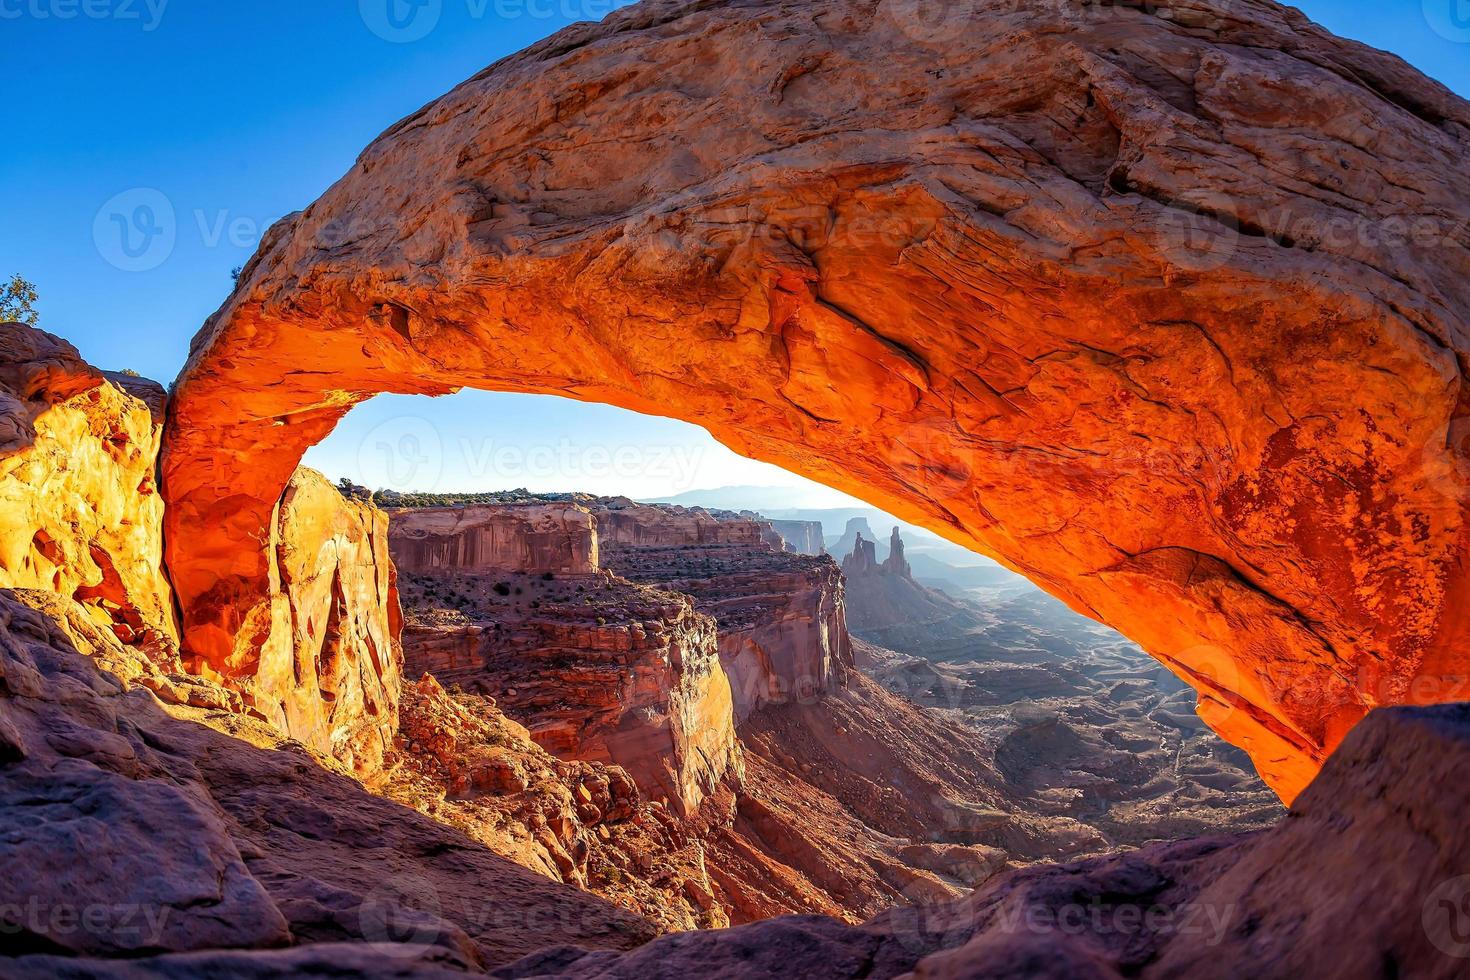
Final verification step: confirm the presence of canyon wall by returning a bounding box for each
[0,324,399,774]
[769,520,826,556]
[595,500,770,548]
[393,502,743,816]
[604,540,852,722]
[388,503,598,575]
[161,0,1470,801]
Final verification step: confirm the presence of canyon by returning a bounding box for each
[3,0,1470,975]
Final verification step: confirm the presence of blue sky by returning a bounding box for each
[4,0,1467,497]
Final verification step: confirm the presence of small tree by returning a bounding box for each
[0,275,39,326]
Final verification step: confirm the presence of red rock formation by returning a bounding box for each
[257,468,401,773]
[842,529,979,640]
[388,503,598,575]
[163,0,1470,801]
[392,508,743,817]
[0,324,175,654]
[606,541,852,722]
[594,499,770,549]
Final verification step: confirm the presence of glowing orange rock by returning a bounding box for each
[0,324,175,653]
[163,0,1470,801]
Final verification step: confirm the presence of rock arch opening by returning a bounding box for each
[162,0,1470,802]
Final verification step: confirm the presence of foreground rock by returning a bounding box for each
[162,0,1470,801]
[0,325,396,774]
[0,589,654,970]
[493,703,1470,980]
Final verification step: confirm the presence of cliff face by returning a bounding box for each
[161,0,1470,801]
[768,520,826,556]
[595,500,769,549]
[0,325,175,654]
[387,674,734,933]
[392,504,743,817]
[606,542,852,722]
[388,503,598,575]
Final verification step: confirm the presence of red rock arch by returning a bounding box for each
[163,0,1470,801]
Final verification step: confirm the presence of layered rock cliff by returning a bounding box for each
[594,499,771,549]
[606,541,852,721]
[161,0,1470,801]
[393,509,742,817]
[262,469,401,774]
[388,503,598,575]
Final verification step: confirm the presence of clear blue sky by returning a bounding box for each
[4,1,1467,496]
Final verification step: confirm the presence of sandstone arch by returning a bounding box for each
[164,0,1470,801]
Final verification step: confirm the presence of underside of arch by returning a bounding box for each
[162,0,1470,802]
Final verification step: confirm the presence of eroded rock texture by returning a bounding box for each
[163,0,1470,800]
[0,325,398,775]
[0,588,655,970]
[605,539,852,721]
[0,324,175,655]
[492,703,1470,980]
[394,507,742,817]
[258,468,402,773]
[389,504,599,575]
